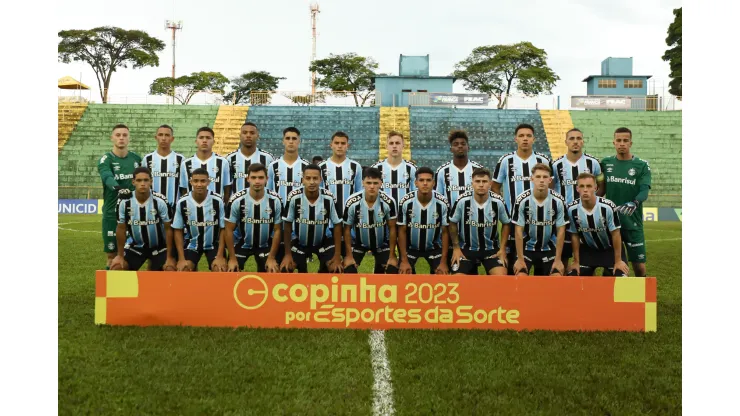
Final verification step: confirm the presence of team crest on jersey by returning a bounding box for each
[134,162,139,168]
[432,211,439,219]
[606,167,613,173]
[628,168,636,176]
[150,208,158,216]
[321,208,328,216]
[265,208,272,216]
[213,166,219,174]
[108,242,115,250]
[113,165,121,171]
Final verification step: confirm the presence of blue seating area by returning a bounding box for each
[246,106,380,166]
[409,108,550,170]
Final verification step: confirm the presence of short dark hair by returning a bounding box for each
[312,155,323,163]
[472,167,491,179]
[532,163,552,175]
[331,131,349,142]
[363,166,382,181]
[515,123,535,135]
[415,167,434,179]
[157,124,173,135]
[576,172,596,184]
[302,163,321,176]
[191,168,210,178]
[196,126,215,137]
[614,127,632,138]
[283,127,301,137]
[112,124,129,132]
[565,128,582,137]
[243,122,258,129]
[387,131,404,141]
[133,167,152,179]
[248,163,268,177]
[448,129,468,144]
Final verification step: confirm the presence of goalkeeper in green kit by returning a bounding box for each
[598,127,651,277]
[98,124,142,269]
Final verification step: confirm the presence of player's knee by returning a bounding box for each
[488,266,507,276]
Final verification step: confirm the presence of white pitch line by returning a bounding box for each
[58,221,100,233]
[645,237,682,242]
[369,330,395,416]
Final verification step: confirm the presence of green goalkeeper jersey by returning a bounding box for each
[98,151,142,217]
[600,155,652,231]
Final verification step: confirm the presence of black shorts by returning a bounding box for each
[124,246,168,271]
[506,241,518,275]
[561,231,573,261]
[346,245,392,274]
[235,245,285,272]
[517,250,559,276]
[406,248,443,274]
[573,245,627,276]
[453,249,504,275]
[184,246,220,271]
[289,238,336,273]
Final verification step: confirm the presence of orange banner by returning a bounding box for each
[95,272,657,332]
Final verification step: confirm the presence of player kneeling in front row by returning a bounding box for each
[397,167,450,275]
[566,173,629,276]
[111,167,176,271]
[172,168,228,272]
[512,163,568,276]
[343,167,399,274]
[225,163,283,273]
[280,164,343,273]
[449,168,510,275]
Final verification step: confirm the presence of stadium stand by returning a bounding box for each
[569,111,682,208]
[58,103,88,152]
[539,110,572,160]
[378,107,411,161]
[58,104,219,199]
[212,105,250,156]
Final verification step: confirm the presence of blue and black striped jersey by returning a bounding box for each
[142,151,184,207]
[343,191,397,250]
[493,151,553,214]
[227,189,283,250]
[172,192,225,251]
[117,192,171,249]
[319,158,363,218]
[511,189,568,252]
[397,191,449,252]
[267,157,309,203]
[566,197,621,251]
[371,159,417,208]
[283,188,341,248]
[551,154,602,204]
[434,160,484,202]
[227,148,275,193]
[179,154,232,197]
[449,191,510,252]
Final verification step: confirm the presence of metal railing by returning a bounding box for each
[58,186,103,200]
[249,91,378,107]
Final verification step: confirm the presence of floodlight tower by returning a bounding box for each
[165,20,183,103]
[310,2,320,96]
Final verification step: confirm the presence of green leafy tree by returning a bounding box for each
[149,71,229,105]
[58,27,165,103]
[223,71,285,105]
[662,8,682,97]
[453,42,560,109]
[309,53,379,107]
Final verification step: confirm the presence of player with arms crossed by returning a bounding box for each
[372,131,417,209]
[280,164,344,273]
[492,123,552,274]
[111,167,176,271]
[550,128,602,270]
[179,127,232,201]
[98,124,142,269]
[267,127,309,202]
[225,164,283,273]
[142,125,184,215]
[172,168,228,272]
[228,122,275,193]
[449,168,510,275]
[434,130,483,202]
[566,173,629,276]
[397,167,450,275]
[343,167,399,274]
[600,127,652,277]
[511,164,568,276]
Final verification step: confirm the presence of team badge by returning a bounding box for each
[265,208,272,216]
[432,211,439,219]
[210,209,216,216]
[107,242,115,250]
[113,165,121,171]
[134,162,139,168]
[213,166,219,174]
[150,208,158,216]
[628,168,636,176]
[377,212,384,220]
[606,167,613,173]
[583,167,590,174]
[320,208,328,216]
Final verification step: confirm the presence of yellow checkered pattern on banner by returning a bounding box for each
[95,271,140,325]
[613,278,656,332]
[379,107,411,161]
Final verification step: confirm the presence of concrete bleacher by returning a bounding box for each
[409,108,550,170]
[569,111,682,208]
[58,104,219,199]
[245,106,380,167]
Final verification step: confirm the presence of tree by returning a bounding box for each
[223,71,285,105]
[309,53,379,107]
[453,42,560,109]
[149,72,229,105]
[58,27,165,103]
[662,8,682,98]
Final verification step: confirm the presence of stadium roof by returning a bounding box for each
[58,76,90,90]
[373,75,456,82]
[582,75,653,82]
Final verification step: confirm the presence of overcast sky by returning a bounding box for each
[57,0,683,107]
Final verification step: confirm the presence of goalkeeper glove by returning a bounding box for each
[114,186,132,200]
[616,201,638,216]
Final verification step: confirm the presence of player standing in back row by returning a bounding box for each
[492,123,552,275]
[372,131,417,209]
[97,124,142,269]
[550,128,602,269]
[227,122,275,193]
[179,127,232,201]
[434,130,483,202]
[142,124,184,215]
[600,127,652,277]
[267,127,309,202]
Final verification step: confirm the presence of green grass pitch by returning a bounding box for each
[58,214,681,415]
